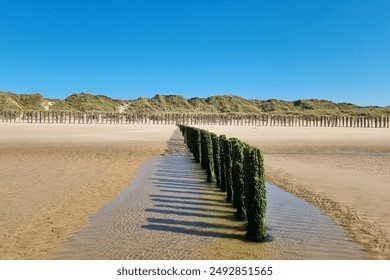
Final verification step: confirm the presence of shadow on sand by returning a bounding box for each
[143,152,247,241]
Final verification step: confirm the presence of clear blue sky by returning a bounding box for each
[1,0,389,106]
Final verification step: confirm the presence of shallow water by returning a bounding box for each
[266,183,368,259]
[57,153,369,259]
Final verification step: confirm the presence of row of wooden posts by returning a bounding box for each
[1,110,390,127]
[179,125,267,242]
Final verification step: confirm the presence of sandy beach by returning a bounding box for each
[1,123,389,259]
[196,126,390,259]
[0,124,176,259]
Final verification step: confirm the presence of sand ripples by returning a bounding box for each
[57,153,368,259]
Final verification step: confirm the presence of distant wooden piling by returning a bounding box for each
[0,110,389,127]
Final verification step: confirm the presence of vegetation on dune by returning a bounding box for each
[1,90,390,116]
[126,94,194,113]
[51,93,121,112]
[0,92,21,111]
[125,97,156,113]
[0,91,45,111]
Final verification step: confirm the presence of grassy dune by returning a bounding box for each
[1,91,389,117]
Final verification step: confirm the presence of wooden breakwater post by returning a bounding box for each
[1,110,390,127]
[179,124,267,241]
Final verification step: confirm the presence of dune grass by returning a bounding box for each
[1,91,389,117]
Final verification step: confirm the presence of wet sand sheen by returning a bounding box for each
[58,152,368,259]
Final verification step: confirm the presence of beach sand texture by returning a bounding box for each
[1,124,389,259]
[0,124,176,259]
[196,125,390,259]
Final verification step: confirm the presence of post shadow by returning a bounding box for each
[142,134,249,241]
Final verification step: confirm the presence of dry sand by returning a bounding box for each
[196,126,390,259]
[0,124,176,259]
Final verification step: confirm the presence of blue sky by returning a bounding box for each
[1,0,389,106]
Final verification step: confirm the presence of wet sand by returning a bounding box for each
[0,124,176,259]
[59,131,367,259]
[195,126,390,259]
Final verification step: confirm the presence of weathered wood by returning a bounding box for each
[1,110,389,127]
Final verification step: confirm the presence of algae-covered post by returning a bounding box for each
[204,132,216,183]
[178,124,267,242]
[212,133,221,189]
[219,135,227,192]
[200,130,208,170]
[224,138,234,203]
[194,128,202,163]
[244,147,267,241]
[232,139,247,220]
